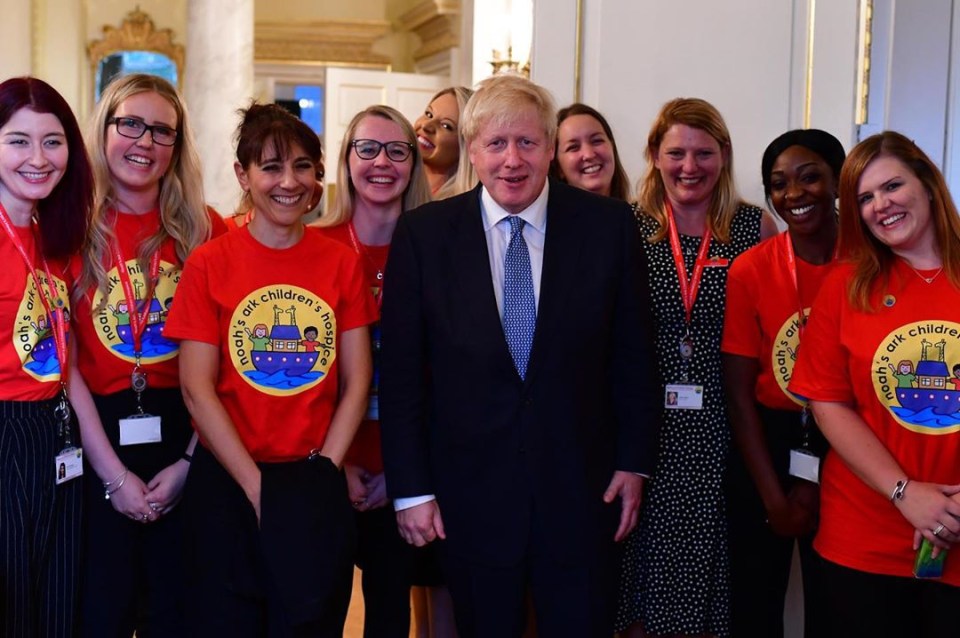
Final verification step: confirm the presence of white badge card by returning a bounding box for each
[665,384,704,410]
[55,447,83,485]
[789,448,820,483]
[119,415,162,446]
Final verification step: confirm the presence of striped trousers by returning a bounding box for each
[0,399,82,637]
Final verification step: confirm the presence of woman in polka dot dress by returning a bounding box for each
[616,98,777,637]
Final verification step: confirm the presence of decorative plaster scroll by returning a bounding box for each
[398,0,461,62]
[87,9,184,86]
[255,20,392,66]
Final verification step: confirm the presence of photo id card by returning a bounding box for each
[119,414,162,446]
[665,384,704,410]
[789,448,820,483]
[55,447,83,485]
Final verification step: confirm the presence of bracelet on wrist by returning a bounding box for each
[104,469,128,500]
[890,478,910,502]
[102,468,126,488]
[181,452,193,463]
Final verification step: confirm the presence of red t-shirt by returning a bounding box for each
[163,226,377,462]
[70,209,226,395]
[790,261,960,584]
[315,223,389,473]
[0,225,71,401]
[722,232,834,410]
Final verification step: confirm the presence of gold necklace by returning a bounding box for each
[904,262,943,284]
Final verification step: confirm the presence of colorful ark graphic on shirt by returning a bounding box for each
[91,259,181,362]
[228,285,336,397]
[773,308,808,406]
[872,321,960,434]
[13,271,70,381]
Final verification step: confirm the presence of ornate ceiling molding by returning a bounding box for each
[255,20,392,66]
[398,0,461,62]
[87,9,184,85]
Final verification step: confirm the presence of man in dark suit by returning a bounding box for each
[379,75,659,636]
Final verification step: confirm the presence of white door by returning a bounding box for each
[324,68,449,200]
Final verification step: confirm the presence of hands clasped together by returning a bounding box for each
[105,458,190,524]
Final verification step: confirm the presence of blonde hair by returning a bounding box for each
[838,131,960,311]
[320,105,430,227]
[461,74,557,147]
[78,74,210,301]
[429,86,478,199]
[638,97,744,243]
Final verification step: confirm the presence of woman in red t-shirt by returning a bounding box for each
[168,103,375,635]
[0,76,92,638]
[67,74,224,637]
[721,129,845,637]
[314,105,436,636]
[791,131,960,636]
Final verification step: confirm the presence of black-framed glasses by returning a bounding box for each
[350,139,413,162]
[108,117,178,147]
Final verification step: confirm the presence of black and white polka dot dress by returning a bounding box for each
[616,204,762,636]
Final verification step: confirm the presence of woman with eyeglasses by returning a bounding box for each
[67,74,225,637]
[311,105,431,637]
[166,102,376,635]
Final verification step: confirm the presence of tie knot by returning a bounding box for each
[507,215,525,235]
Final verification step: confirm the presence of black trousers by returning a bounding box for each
[0,398,82,638]
[80,388,193,638]
[819,556,960,637]
[355,506,415,638]
[182,445,355,638]
[726,404,825,638]
[439,505,621,638]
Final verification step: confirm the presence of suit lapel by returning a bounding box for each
[524,181,583,387]
[448,186,516,376]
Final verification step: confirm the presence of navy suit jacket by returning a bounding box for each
[379,179,659,567]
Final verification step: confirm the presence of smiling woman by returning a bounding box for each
[617,98,777,638]
[721,128,846,637]
[164,102,377,635]
[552,103,630,201]
[311,104,435,636]
[69,73,225,638]
[0,76,92,638]
[414,86,474,197]
[788,132,960,637]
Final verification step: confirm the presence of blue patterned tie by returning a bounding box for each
[503,215,536,379]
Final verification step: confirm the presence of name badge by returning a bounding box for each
[55,447,83,484]
[665,384,704,410]
[789,448,820,483]
[119,414,162,446]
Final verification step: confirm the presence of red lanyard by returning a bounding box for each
[0,203,69,383]
[780,232,838,343]
[666,203,712,326]
[110,241,161,356]
[347,221,384,312]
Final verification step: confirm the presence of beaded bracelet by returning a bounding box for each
[890,478,910,502]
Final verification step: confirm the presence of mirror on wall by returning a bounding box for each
[88,9,184,102]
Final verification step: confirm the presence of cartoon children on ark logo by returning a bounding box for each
[229,285,336,397]
[872,321,960,434]
[13,272,70,381]
[92,259,181,363]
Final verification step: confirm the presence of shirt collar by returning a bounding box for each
[480,180,549,233]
